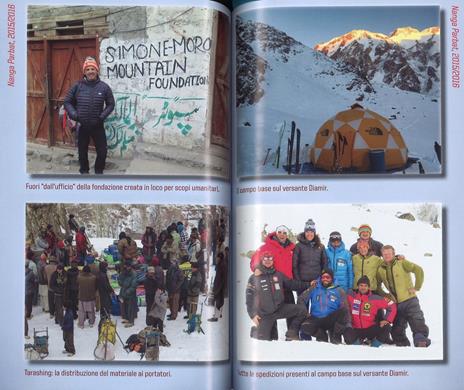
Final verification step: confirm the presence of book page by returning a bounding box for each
[232,1,462,389]
[1,1,231,389]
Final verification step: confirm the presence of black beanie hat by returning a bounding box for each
[357,275,371,287]
[321,268,334,279]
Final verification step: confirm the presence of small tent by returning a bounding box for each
[310,104,408,172]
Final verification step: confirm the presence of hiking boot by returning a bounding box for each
[121,319,129,324]
[208,317,218,322]
[124,323,134,328]
[250,326,258,339]
[414,333,431,347]
[183,315,189,319]
[285,330,300,341]
[395,339,411,347]
[315,329,329,342]
[370,338,382,348]
[167,317,176,321]
[67,353,75,357]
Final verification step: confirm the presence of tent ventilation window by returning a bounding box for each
[367,127,383,136]
[320,129,329,136]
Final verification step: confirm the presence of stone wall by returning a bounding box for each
[100,7,218,158]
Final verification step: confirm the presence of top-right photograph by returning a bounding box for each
[236,6,441,178]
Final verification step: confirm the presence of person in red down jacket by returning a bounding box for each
[345,276,397,347]
[250,225,296,334]
[75,227,88,265]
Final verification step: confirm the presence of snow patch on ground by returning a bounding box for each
[235,203,443,361]
[25,238,229,362]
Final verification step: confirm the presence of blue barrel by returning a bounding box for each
[369,149,386,173]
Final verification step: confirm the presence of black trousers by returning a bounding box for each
[392,297,429,346]
[300,309,347,341]
[48,290,55,316]
[63,330,75,354]
[25,293,34,318]
[78,123,107,174]
[344,324,392,344]
[256,304,307,341]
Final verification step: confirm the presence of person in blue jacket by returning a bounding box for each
[325,231,354,292]
[298,269,350,344]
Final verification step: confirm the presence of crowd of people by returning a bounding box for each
[246,220,431,348]
[25,213,229,357]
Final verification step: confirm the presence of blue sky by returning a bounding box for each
[239,6,440,47]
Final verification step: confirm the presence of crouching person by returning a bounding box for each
[246,251,308,341]
[298,269,350,344]
[344,276,396,347]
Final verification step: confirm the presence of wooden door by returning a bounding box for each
[211,12,230,148]
[50,39,97,144]
[27,41,48,143]
[27,37,97,145]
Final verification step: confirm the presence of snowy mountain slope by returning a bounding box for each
[235,18,441,177]
[25,238,229,362]
[236,203,443,361]
[314,27,441,96]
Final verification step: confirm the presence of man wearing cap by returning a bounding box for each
[292,219,327,292]
[246,252,309,341]
[344,276,396,347]
[326,231,353,292]
[377,245,431,347]
[350,224,383,256]
[64,56,115,174]
[298,269,350,344]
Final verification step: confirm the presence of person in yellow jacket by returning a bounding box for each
[352,241,382,293]
[377,245,430,347]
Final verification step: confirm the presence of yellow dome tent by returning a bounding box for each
[310,104,408,172]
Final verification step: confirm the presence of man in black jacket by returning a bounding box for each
[246,252,309,341]
[64,56,115,174]
[186,262,203,319]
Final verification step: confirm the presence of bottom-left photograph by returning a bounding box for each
[24,203,229,362]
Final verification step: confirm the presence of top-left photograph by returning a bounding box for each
[26,5,230,178]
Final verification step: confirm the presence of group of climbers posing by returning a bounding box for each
[246,220,431,348]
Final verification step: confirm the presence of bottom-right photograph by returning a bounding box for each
[236,203,443,362]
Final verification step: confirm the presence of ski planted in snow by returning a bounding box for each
[295,128,301,174]
[273,121,286,168]
[287,121,296,174]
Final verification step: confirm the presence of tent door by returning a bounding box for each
[334,130,356,171]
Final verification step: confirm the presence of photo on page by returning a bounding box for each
[236,203,443,362]
[26,5,230,177]
[24,203,229,362]
[235,6,441,177]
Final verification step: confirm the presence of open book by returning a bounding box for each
[1,0,462,390]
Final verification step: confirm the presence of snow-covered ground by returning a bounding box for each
[236,29,441,177]
[25,238,229,362]
[236,203,443,361]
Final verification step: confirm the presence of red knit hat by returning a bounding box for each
[82,56,99,73]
